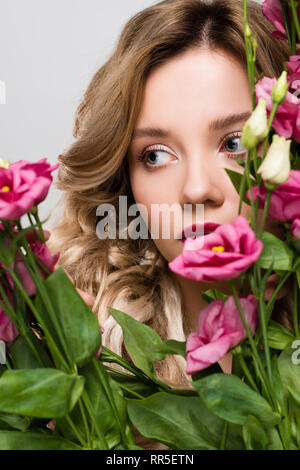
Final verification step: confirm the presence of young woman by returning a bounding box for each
[48,0,293,448]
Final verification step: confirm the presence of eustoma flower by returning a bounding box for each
[248,170,300,222]
[257,134,291,185]
[242,98,269,150]
[0,288,18,343]
[168,216,263,282]
[291,219,300,239]
[262,0,300,42]
[0,158,59,220]
[186,294,258,374]
[7,240,60,296]
[255,76,300,143]
[287,51,300,95]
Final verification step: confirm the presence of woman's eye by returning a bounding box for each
[221,133,247,160]
[137,145,177,169]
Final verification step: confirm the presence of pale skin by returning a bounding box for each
[127,47,287,373]
[48,47,287,375]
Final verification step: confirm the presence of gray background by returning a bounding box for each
[0,0,263,229]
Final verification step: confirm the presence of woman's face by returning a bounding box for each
[127,47,281,263]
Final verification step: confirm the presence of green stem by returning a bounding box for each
[262,103,279,161]
[229,281,271,399]
[78,398,91,447]
[64,414,87,448]
[101,347,169,390]
[220,422,228,450]
[0,280,44,368]
[280,0,293,52]
[258,190,272,238]
[15,231,73,369]
[81,390,109,450]
[5,266,69,371]
[92,357,129,448]
[258,294,273,390]
[293,273,299,338]
[245,150,257,232]
[32,211,45,244]
[266,270,294,321]
[238,353,260,394]
[290,0,300,43]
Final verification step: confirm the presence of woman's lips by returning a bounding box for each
[181,222,221,240]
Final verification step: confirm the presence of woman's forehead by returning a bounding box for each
[134,49,252,136]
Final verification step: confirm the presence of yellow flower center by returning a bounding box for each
[1,186,10,192]
[212,246,225,252]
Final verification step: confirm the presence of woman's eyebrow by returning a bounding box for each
[132,111,252,140]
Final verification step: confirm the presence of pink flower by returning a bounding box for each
[262,0,300,42]
[255,76,300,143]
[0,289,18,343]
[287,52,300,95]
[186,294,258,374]
[247,170,300,222]
[168,216,263,282]
[0,158,59,220]
[291,218,300,239]
[8,240,60,296]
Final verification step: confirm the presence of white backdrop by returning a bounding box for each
[0,0,263,228]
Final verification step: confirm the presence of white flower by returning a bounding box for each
[241,99,269,150]
[257,134,291,186]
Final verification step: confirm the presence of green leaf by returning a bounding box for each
[193,374,281,427]
[224,169,254,205]
[0,230,16,266]
[127,392,244,450]
[108,370,159,398]
[288,387,300,408]
[267,321,295,351]
[0,369,84,418]
[56,361,126,449]
[10,332,53,369]
[108,307,165,380]
[35,267,101,367]
[0,431,82,450]
[242,415,269,450]
[0,413,31,431]
[0,365,5,377]
[290,239,300,255]
[265,427,284,450]
[201,289,228,303]
[278,342,300,402]
[152,340,186,358]
[257,232,294,271]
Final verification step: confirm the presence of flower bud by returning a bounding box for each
[271,71,289,104]
[257,134,291,185]
[245,23,252,38]
[0,158,10,169]
[241,99,269,150]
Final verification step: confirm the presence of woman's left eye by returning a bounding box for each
[220,133,247,160]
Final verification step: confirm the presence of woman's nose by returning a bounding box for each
[180,152,224,207]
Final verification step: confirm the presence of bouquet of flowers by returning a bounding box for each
[0,0,299,451]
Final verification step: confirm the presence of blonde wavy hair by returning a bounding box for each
[48,0,293,406]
